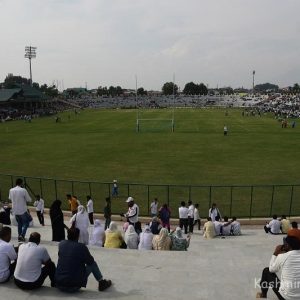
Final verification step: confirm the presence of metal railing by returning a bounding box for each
[0,173,299,218]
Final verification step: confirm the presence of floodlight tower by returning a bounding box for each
[25,46,37,86]
[252,70,255,92]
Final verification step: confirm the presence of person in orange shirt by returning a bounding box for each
[66,194,78,215]
[287,221,300,241]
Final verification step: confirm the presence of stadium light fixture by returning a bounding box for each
[25,46,37,86]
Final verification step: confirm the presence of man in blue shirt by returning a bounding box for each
[55,228,111,292]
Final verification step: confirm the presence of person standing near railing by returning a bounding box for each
[34,195,45,226]
[86,195,94,225]
[8,178,32,242]
[66,194,78,216]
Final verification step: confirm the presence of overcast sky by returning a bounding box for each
[1,0,299,90]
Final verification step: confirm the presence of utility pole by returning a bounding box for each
[25,46,37,86]
[252,70,255,92]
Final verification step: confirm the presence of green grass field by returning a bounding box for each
[0,108,299,217]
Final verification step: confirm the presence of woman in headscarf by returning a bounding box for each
[124,225,139,249]
[89,219,105,247]
[50,200,67,242]
[138,225,153,250]
[104,221,125,248]
[152,227,171,251]
[150,216,162,235]
[170,227,190,251]
[70,205,89,245]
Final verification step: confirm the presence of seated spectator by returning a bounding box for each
[221,216,232,236]
[152,228,172,250]
[0,203,11,225]
[104,222,125,249]
[264,215,281,235]
[138,225,153,250]
[89,219,105,247]
[281,215,290,234]
[55,228,111,292]
[125,225,139,249]
[123,222,129,233]
[287,222,300,241]
[256,236,300,299]
[150,217,162,235]
[213,215,223,236]
[14,232,56,290]
[135,221,142,235]
[170,227,191,251]
[0,227,17,283]
[230,217,241,236]
[70,205,89,245]
[203,217,216,239]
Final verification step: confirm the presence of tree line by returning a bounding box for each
[1,74,300,97]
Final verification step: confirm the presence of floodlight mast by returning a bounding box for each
[25,46,37,86]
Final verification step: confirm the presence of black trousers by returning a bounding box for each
[188,217,194,233]
[194,219,201,230]
[88,212,94,225]
[105,218,111,230]
[36,211,44,225]
[14,261,56,290]
[259,267,285,300]
[179,218,188,234]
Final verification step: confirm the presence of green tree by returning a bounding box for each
[183,82,198,95]
[137,87,147,95]
[198,83,208,95]
[162,82,178,95]
[292,83,300,94]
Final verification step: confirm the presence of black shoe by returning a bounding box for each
[18,236,25,242]
[98,279,112,291]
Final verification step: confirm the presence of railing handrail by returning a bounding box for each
[1,173,299,188]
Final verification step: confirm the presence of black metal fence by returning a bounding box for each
[0,173,299,218]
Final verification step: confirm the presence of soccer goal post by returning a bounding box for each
[136,117,175,132]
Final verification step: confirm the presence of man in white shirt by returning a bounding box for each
[34,195,44,226]
[213,216,223,236]
[221,216,232,236]
[0,227,17,283]
[193,203,201,230]
[256,236,300,299]
[187,200,195,233]
[14,232,56,290]
[122,197,139,229]
[265,215,281,235]
[150,198,158,217]
[8,178,32,242]
[86,195,94,225]
[178,201,189,234]
[230,216,241,236]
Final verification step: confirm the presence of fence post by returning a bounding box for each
[270,185,275,216]
[147,185,150,215]
[54,180,58,200]
[230,186,233,217]
[10,175,13,188]
[208,186,212,209]
[189,186,191,201]
[127,184,130,197]
[89,183,92,197]
[249,186,253,219]
[71,181,74,195]
[289,186,294,218]
[167,185,170,206]
[40,178,43,198]
[107,184,110,197]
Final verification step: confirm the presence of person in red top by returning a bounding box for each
[287,221,300,241]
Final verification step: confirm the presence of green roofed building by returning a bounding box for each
[0,85,49,109]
